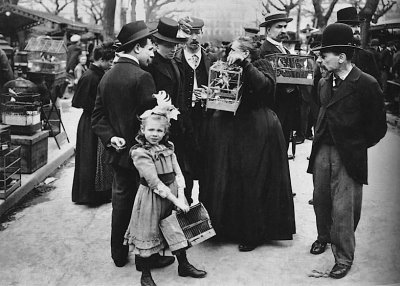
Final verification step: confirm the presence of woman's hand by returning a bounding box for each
[227,52,245,66]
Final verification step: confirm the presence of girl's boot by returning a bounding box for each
[176,250,207,278]
[141,270,157,286]
[139,257,157,286]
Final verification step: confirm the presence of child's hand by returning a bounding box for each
[175,198,189,213]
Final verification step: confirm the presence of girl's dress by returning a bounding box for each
[124,141,186,257]
[200,59,296,245]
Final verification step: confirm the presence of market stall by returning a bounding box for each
[24,36,69,149]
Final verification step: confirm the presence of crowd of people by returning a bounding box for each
[70,6,388,286]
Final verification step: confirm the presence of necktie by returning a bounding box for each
[334,76,342,87]
[192,54,199,69]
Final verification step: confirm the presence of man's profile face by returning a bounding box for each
[267,21,288,42]
[316,51,340,73]
[136,39,155,67]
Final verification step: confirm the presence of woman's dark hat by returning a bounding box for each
[336,7,365,24]
[116,21,157,52]
[153,17,187,44]
[312,23,361,51]
[259,13,293,27]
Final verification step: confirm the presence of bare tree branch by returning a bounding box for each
[372,0,396,23]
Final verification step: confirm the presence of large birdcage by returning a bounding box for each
[24,37,67,73]
[206,61,243,114]
[264,53,314,85]
[160,203,216,252]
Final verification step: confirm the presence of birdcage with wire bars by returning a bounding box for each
[206,61,243,114]
[160,203,216,252]
[264,53,314,85]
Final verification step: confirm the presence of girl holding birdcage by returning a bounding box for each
[200,36,296,251]
[124,103,207,286]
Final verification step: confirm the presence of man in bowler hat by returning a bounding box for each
[92,21,175,270]
[259,13,302,159]
[307,23,387,279]
[336,7,380,84]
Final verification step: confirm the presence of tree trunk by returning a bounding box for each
[74,0,78,21]
[296,0,302,39]
[360,0,380,48]
[131,0,137,22]
[103,0,117,41]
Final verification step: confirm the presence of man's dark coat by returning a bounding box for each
[260,40,301,147]
[92,57,156,169]
[307,66,387,184]
[352,48,380,84]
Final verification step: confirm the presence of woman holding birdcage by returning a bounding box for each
[200,36,295,251]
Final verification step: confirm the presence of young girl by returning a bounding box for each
[124,105,207,286]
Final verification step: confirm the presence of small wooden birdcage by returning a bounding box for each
[264,54,314,85]
[206,61,243,114]
[160,203,216,252]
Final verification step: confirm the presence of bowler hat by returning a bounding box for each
[244,27,260,34]
[153,17,188,44]
[312,23,361,51]
[336,7,365,24]
[259,13,293,27]
[117,21,157,52]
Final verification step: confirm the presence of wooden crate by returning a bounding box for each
[11,130,49,174]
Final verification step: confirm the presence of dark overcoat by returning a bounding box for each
[92,57,157,170]
[307,66,387,184]
[259,40,301,145]
[352,48,380,84]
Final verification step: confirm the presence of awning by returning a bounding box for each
[0,3,102,36]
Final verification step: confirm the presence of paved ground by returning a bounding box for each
[0,116,399,286]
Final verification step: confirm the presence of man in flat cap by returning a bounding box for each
[336,7,380,84]
[92,21,175,271]
[308,23,386,279]
[66,34,82,75]
[174,16,217,206]
[259,13,302,159]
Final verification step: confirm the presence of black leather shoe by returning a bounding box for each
[308,199,313,205]
[141,271,157,286]
[310,240,327,255]
[113,256,128,267]
[238,244,257,252]
[178,262,207,278]
[329,263,351,279]
[151,253,175,269]
[136,254,175,271]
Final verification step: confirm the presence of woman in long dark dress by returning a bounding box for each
[200,36,295,251]
[71,44,115,204]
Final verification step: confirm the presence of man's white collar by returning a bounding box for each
[118,53,139,64]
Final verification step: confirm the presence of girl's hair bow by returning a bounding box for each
[139,91,180,121]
